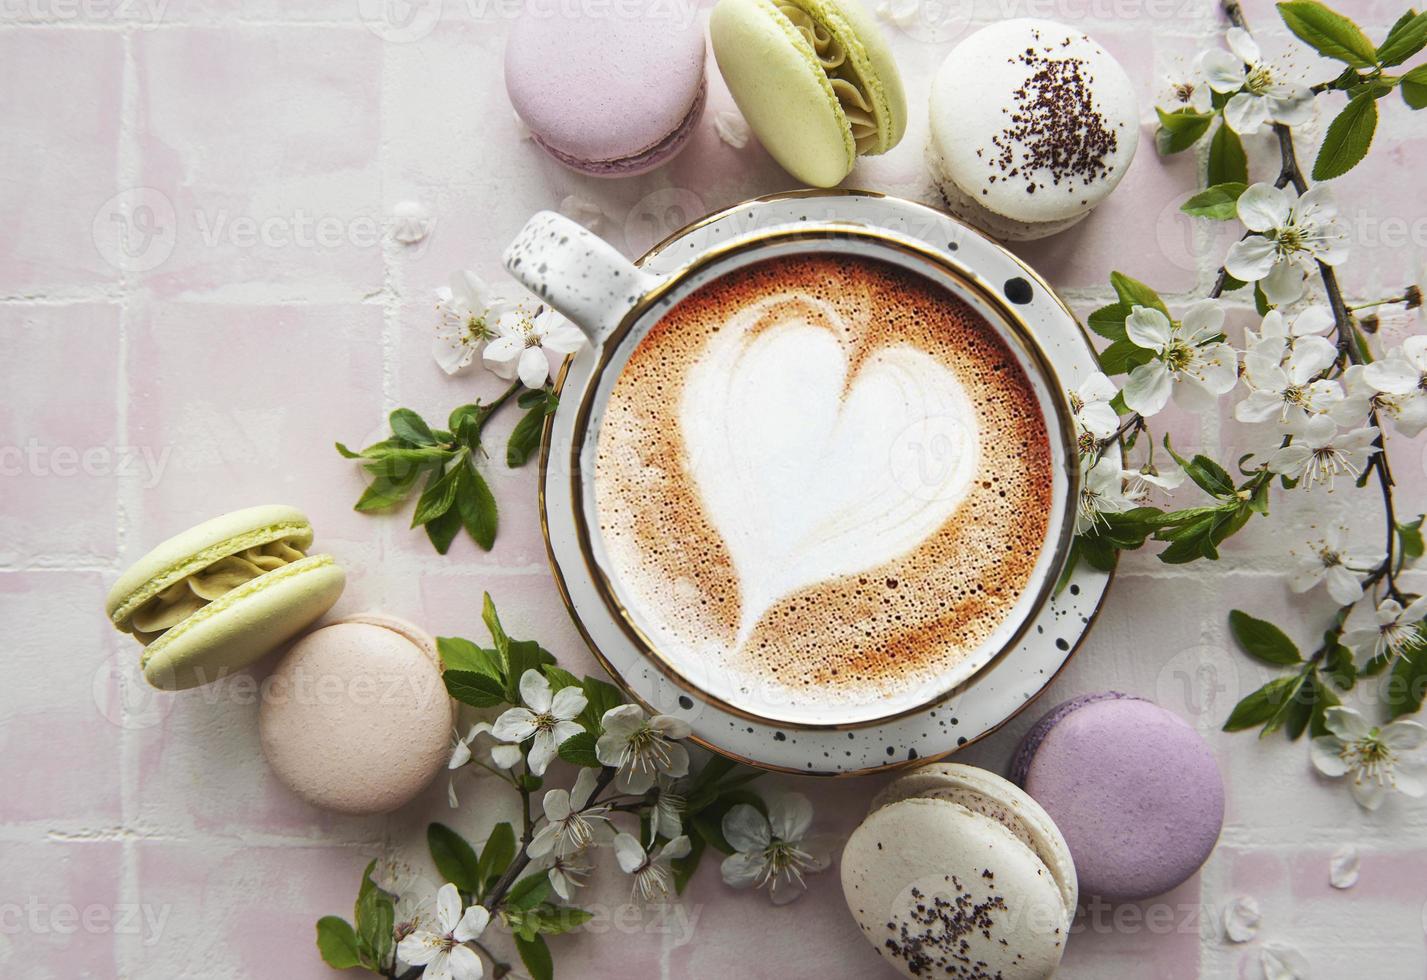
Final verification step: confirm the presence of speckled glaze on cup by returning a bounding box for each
[502,192,1112,773]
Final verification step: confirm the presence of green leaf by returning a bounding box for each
[1097,337,1155,376]
[506,873,553,912]
[1254,282,1272,316]
[1223,674,1301,731]
[1229,610,1303,665]
[390,408,437,446]
[1278,1,1380,67]
[1323,634,1357,690]
[355,877,394,973]
[1181,182,1248,220]
[456,465,498,550]
[1109,271,1168,315]
[437,636,505,678]
[542,664,583,693]
[482,592,510,653]
[1309,675,1342,737]
[1155,107,1214,154]
[1086,303,1129,341]
[1313,92,1379,180]
[1402,63,1427,108]
[1398,517,1425,563]
[445,669,509,708]
[578,675,627,734]
[1207,124,1249,186]
[449,403,484,435]
[428,823,483,893]
[557,730,602,767]
[478,823,517,892]
[413,459,463,526]
[315,916,361,970]
[353,464,425,512]
[515,933,553,980]
[1162,439,1236,498]
[533,906,595,936]
[508,402,548,468]
[424,502,462,554]
[1388,644,1427,717]
[1378,9,1427,65]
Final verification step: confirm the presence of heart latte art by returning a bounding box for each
[593,254,1052,711]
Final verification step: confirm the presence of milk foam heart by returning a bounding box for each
[680,296,980,643]
[591,252,1053,713]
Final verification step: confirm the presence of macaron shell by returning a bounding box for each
[106,504,314,628]
[927,140,1090,242]
[505,8,706,171]
[801,0,906,152]
[842,797,1069,980]
[871,762,1078,914]
[929,19,1139,225]
[1019,696,1225,901]
[140,555,346,691]
[711,0,856,187]
[259,620,453,815]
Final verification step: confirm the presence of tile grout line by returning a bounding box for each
[114,19,143,980]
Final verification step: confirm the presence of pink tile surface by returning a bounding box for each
[4,0,1426,977]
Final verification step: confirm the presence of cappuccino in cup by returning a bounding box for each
[591,252,1054,717]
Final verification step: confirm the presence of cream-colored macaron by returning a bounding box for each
[928,19,1139,241]
[842,763,1077,979]
[259,615,452,815]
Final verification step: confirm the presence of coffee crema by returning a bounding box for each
[592,253,1052,711]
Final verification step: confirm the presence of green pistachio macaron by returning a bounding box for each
[710,0,906,187]
[106,505,346,691]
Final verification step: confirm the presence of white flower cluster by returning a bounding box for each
[432,270,586,387]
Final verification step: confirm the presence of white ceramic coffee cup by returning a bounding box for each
[504,210,1078,728]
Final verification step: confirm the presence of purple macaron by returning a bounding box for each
[1011,692,1225,902]
[505,7,707,177]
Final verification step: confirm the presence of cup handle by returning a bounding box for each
[503,211,662,345]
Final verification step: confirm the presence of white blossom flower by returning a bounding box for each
[448,722,525,808]
[1200,28,1313,134]
[541,853,593,901]
[1077,455,1136,533]
[1122,302,1238,416]
[1288,526,1383,605]
[434,271,521,376]
[649,776,686,843]
[1225,184,1349,306]
[1069,371,1119,454]
[1235,331,1340,424]
[1123,458,1186,505]
[1159,55,1214,113]
[1221,895,1261,943]
[1335,361,1427,436]
[1343,596,1427,662]
[613,833,691,901]
[396,883,490,980]
[1244,304,1335,357]
[490,670,588,777]
[373,859,438,961]
[527,767,611,859]
[714,110,752,149]
[595,704,691,794]
[720,793,831,905]
[1365,334,1427,403]
[482,309,586,389]
[1266,416,1378,489]
[1310,706,1427,810]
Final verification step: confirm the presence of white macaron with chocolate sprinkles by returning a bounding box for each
[928,19,1139,241]
[841,763,1077,980]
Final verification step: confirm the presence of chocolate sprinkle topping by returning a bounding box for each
[984,31,1118,196]
[882,881,1012,979]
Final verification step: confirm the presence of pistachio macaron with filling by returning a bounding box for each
[710,0,906,187]
[842,763,1077,980]
[106,505,346,691]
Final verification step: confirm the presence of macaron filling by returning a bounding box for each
[136,553,339,670]
[129,540,309,642]
[777,4,879,152]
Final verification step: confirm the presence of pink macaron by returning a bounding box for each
[505,6,708,177]
[1011,692,1226,902]
[258,614,452,815]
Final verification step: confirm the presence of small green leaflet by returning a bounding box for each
[1181,182,1248,220]
[1277,1,1380,67]
[1313,91,1378,180]
[1228,609,1304,666]
[1207,124,1248,186]
[1377,9,1427,65]
[1155,107,1214,154]
[1402,63,1427,109]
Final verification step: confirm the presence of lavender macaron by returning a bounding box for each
[505,7,707,177]
[1011,692,1225,902]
